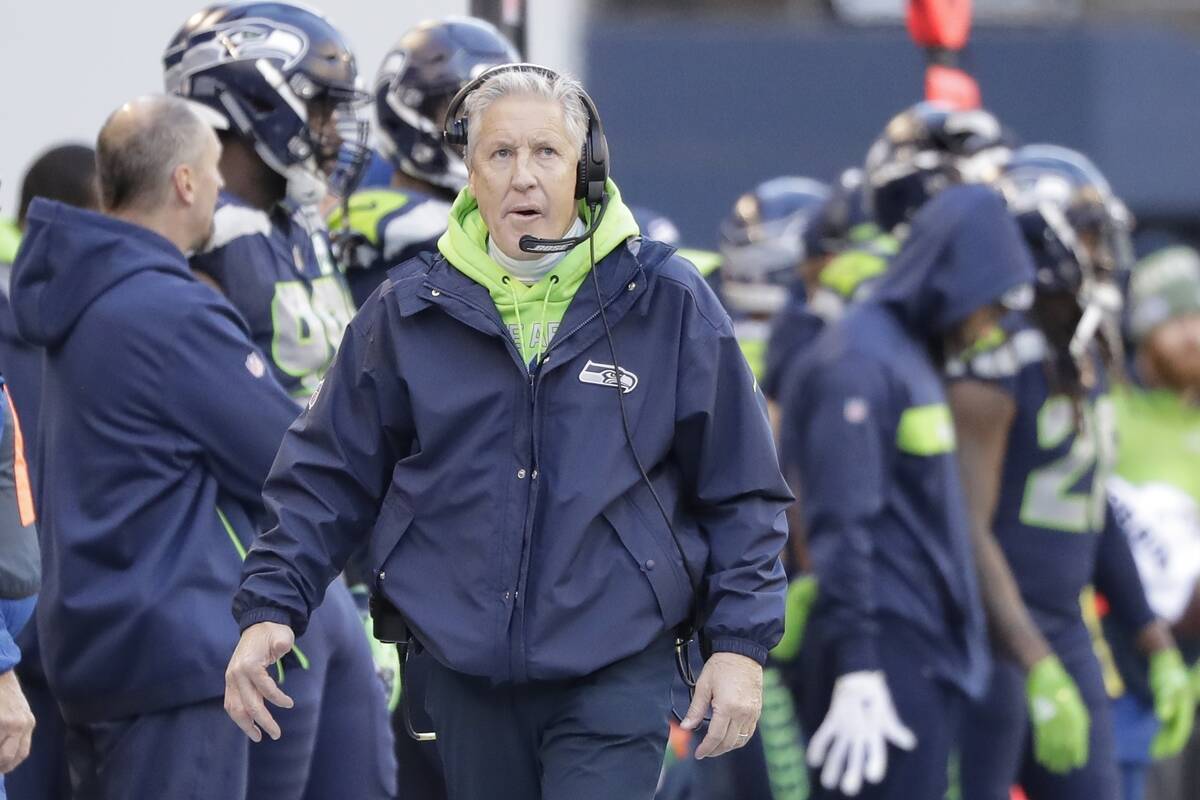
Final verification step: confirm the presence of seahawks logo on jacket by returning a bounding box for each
[578,360,639,394]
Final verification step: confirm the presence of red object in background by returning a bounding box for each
[907,0,973,50]
[1012,787,1029,800]
[925,64,981,109]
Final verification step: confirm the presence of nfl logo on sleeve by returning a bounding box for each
[245,351,266,379]
[844,397,869,424]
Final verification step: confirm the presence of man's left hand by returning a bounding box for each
[680,652,763,759]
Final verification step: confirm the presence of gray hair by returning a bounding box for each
[96,95,211,211]
[462,68,589,168]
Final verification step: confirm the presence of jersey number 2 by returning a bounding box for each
[1019,396,1115,533]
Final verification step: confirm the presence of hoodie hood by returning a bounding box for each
[437,179,640,364]
[870,184,1034,339]
[11,199,191,347]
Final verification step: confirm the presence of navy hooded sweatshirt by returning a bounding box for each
[782,185,1034,699]
[9,199,300,723]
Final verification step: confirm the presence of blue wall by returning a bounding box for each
[587,22,1200,249]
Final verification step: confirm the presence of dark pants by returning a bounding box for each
[960,636,1118,800]
[798,619,965,800]
[392,651,448,800]
[423,635,674,800]
[249,579,397,800]
[66,698,247,800]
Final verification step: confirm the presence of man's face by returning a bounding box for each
[1145,313,1200,395]
[945,302,1005,357]
[468,94,579,261]
[188,129,224,250]
[308,96,343,177]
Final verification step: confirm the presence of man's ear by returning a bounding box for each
[174,163,196,206]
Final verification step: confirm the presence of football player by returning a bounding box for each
[717,176,828,383]
[164,0,365,402]
[164,5,397,798]
[951,145,1193,800]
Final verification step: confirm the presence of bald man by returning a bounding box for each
[5,95,302,798]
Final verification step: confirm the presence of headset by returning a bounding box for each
[382,63,705,742]
[441,62,610,253]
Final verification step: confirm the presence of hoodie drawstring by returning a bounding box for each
[502,276,526,362]
[537,276,559,363]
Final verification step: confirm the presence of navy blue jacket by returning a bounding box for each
[9,200,301,723]
[783,185,1033,698]
[234,237,791,683]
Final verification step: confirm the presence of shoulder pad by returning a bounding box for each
[203,203,272,252]
[327,189,412,246]
[379,199,450,260]
[946,326,1046,381]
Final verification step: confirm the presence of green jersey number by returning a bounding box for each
[270,274,355,396]
[1019,395,1115,533]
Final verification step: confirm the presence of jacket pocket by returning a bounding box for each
[368,495,415,581]
[602,494,692,627]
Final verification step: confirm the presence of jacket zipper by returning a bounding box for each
[510,279,636,678]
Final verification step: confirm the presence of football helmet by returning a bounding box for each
[997,144,1132,367]
[374,17,518,191]
[164,1,370,205]
[718,176,829,316]
[864,102,1013,233]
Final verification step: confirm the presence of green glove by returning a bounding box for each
[770,575,818,662]
[1191,660,1200,700]
[1149,648,1195,759]
[350,585,402,712]
[363,612,403,713]
[1027,655,1090,774]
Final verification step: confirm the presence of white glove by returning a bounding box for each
[806,670,917,796]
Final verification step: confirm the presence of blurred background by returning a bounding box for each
[2,0,1198,255]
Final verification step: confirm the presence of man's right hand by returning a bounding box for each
[1026,654,1090,773]
[224,621,296,742]
[0,669,34,773]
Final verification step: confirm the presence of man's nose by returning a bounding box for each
[511,151,537,190]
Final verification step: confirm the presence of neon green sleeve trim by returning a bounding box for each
[327,190,411,245]
[738,336,767,382]
[896,404,957,456]
[216,507,309,673]
[677,248,723,277]
[0,220,21,264]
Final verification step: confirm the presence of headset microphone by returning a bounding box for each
[519,195,609,255]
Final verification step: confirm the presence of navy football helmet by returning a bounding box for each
[163,2,370,205]
[998,144,1132,367]
[375,18,519,191]
[718,177,829,316]
[864,102,1013,233]
[803,167,879,259]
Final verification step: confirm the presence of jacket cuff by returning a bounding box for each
[708,636,769,666]
[835,633,881,675]
[235,605,296,633]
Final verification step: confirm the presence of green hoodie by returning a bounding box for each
[437,179,639,366]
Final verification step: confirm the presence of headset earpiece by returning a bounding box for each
[444,117,469,148]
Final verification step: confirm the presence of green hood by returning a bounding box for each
[437,179,639,365]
